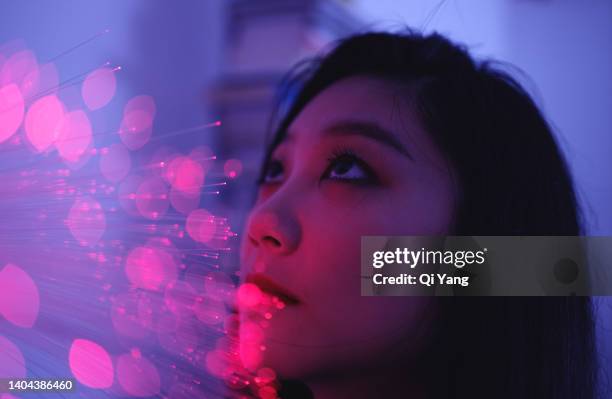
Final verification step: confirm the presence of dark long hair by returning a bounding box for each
[262,31,597,399]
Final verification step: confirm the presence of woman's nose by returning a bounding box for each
[245,207,301,256]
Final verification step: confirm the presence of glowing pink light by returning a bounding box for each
[55,110,93,163]
[204,271,236,303]
[169,187,200,215]
[149,146,178,177]
[166,156,205,197]
[256,368,277,386]
[119,109,153,150]
[0,264,39,328]
[116,353,161,397]
[224,158,243,179]
[164,281,197,316]
[68,339,114,389]
[0,335,26,378]
[258,386,278,399]
[82,67,116,110]
[189,145,215,171]
[66,196,106,246]
[24,95,64,152]
[124,94,156,116]
[0,50,38,98]
[0,84,24,144]
[240,341,263,372]
[237,283,263,308]
[166,383,207,399]
[205,349,235,378]
[157,316,199,355]
[186,208,217,243]
[117,174,145,216]
[99,143,131,182]
[125,246,168,291]
[135,177,169,220]
[240,321,264,344]
[119,95,156,150]
[28,63,59,96]
[110,292,150,339]
[194,295,226,325]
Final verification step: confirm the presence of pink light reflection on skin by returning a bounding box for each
[68,339,114,389]
[239,321,265,371]
[81,67,117,111]
[116,352,161,397]
[99,143,131,182]
[0,335,26,378]
[66,196,106,246]
[24,95,65,152]
[0,84,24,143]
[0,264,40,328]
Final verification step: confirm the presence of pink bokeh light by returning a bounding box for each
[66,196,106,246]
[125,246,175,291]
[169,187,200,215]
[0,335,26,378]
[118,174,145,216]
[119,95,156,151]
[186,208,217,244]
[55,110,93,163]
[0,264,40,328]
[165,156,205,197]
[24,94,65,152]
[0,83,24,144]
[116,352,161,397]
[223,158,243,179]
[68,339,114,389]
[82,67,117,111]
[100,143,131,182]
[110,292,151,339]
[0,50,38,98]
[135,177,169,220]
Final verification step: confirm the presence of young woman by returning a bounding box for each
[238,31,597,399]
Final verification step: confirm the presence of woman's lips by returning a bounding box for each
[245,273,301,305]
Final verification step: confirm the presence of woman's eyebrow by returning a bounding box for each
[322,120,414,160]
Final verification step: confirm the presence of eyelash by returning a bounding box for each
[324,147,376,184]
[256,147,377,186]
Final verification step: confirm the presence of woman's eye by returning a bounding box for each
[323,152,374,183]
[260,160,284,184]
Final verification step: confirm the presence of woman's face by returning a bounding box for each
[239,76,456,379]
